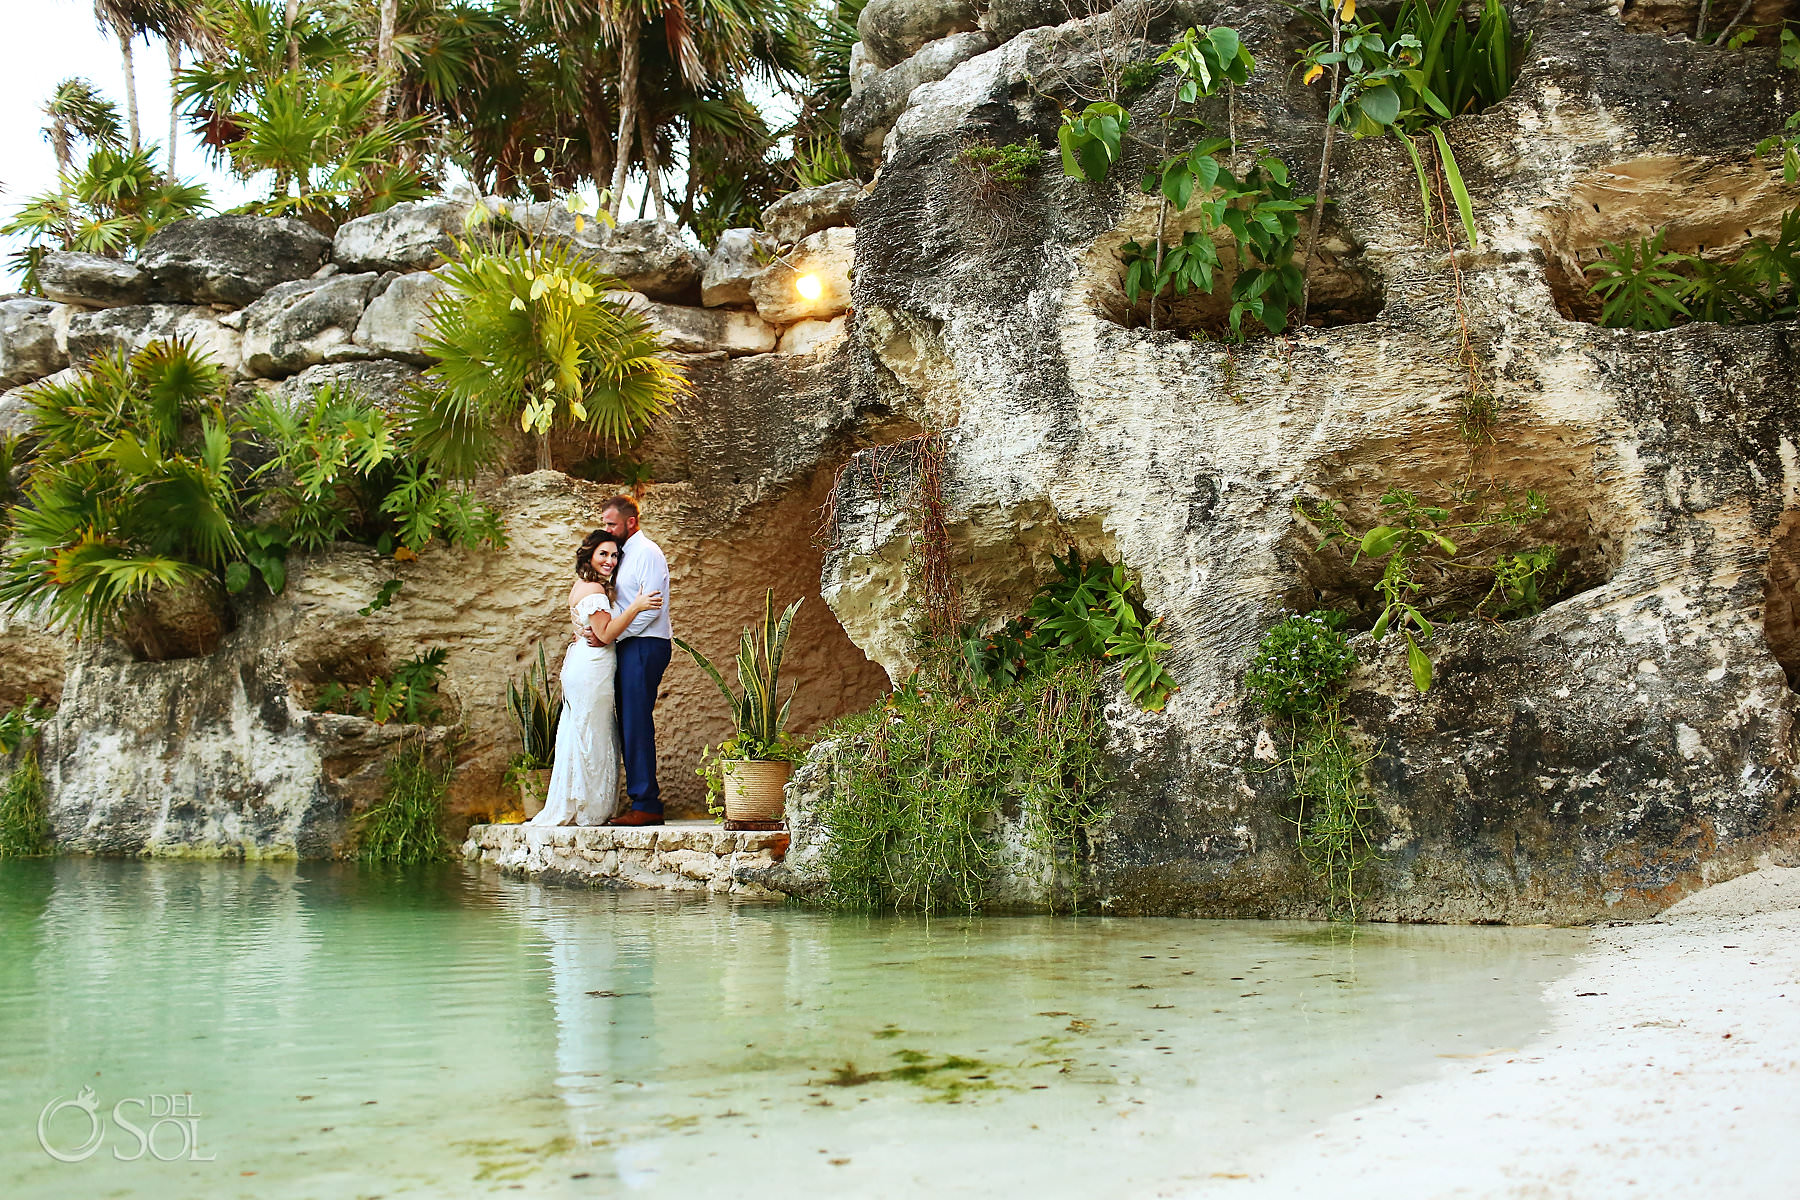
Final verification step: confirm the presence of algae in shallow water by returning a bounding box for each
[822,1049,1004,1101]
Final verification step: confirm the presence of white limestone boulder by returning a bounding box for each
[354,271,449,362]
[139,215,332,307]
[700,228,777,308]
[776,316,847,357]
[761,182,863,246]
[750,227,855,325]
[0,298,69,387]
[240,273,381,378]
[640,302,778,356]
[60,305,244,377]
[39,252,148,308]
[332,199,472,273]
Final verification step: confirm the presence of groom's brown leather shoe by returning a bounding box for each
[608,810,664,827]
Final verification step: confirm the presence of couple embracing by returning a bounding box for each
[530,495,672,828]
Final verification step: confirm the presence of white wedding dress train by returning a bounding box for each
[531,593,622,826]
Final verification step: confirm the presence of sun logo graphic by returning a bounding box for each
[36,1086,103,1162]
[36,1086,214,1163]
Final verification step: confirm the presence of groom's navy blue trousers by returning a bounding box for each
[616,636,672,814]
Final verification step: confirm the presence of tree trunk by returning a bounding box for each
[607,26,641,221]
[535,431,552,472]
[119,29,140,151]
[1298,18,1343,329]
[50,118,72,175]
[285,0,301,71]
[377,0,400,113]
[637,105,667,222]
[166,36,181,179]
[579,74,614,197]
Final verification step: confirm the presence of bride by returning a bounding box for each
[530,530,664,827]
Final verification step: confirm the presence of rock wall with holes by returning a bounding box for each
[808,0,1800,921]
[0,197,895,855]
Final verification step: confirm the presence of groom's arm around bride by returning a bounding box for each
[597,495,673,826]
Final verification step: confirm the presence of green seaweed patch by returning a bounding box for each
[821,1049,1005,1102]
[456,1134,575,1182]
[873,1024,905,1039]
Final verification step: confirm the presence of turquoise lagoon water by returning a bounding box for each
[0,859,1583,1198]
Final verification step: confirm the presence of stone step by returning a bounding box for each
[462,821,790,897]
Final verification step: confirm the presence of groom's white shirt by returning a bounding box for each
[615,530,672,641]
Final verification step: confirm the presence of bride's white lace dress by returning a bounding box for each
[530,592,621,826]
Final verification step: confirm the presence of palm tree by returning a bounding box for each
[93,0,155,150]
[40,78,124,174]
[378,0,401,111]
[142,0,208,178]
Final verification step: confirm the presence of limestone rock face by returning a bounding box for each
[777,316,847,356]
[700,228,775,307]
[0,298,68,387]
[856,0,981,69]
[39,252,148,308]
[61,305,243,377]
[269,358,423,413]
[240,273,381,377]
[516,210,708,301]
[761,181,863,246]
[751,227,855,325]
[640,302,778,356]
[353,271,447,362]
[332,199,471,272]
[840,31,995,168]
[815,0,1800,921]
[139,215,333,306]
[849,40,879,94]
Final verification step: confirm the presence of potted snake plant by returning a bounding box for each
[504,645,560,819]
[676,590,804,828]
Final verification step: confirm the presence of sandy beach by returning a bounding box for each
[1181,865,1800,1199]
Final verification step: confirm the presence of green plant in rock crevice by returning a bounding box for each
[317,648,450,726]
[357,738,456,865]
[819,660,1110,914]
[0,748,50,860]
[1298,487,1557,692]
[1584,213,1800,331]
[1245,610,1376,919]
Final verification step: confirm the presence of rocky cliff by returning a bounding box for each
[0,202,892,854]
[805,0,1800,921]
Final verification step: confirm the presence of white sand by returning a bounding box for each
[1178,866,1800,1199]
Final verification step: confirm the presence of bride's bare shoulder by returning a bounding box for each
[568,580,604,602]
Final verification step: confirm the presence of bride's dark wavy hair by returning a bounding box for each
[575,529,624,590]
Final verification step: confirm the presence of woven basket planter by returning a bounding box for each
[721,759,791,824]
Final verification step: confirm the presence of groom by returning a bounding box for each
[590,495,672,827]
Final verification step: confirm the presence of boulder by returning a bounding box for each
[61,305,243,377]
[979,0,1070,43]
[856,0,981,69]
[332,199,472,272]
[0,298,69,388]
[39,252,148,308]
[776,316,847,356]
[514,209,708,301]
[840,31,996,169]
[700,228,777,308]
[139,215,333,307]
[640,302,778,356]
[849,41,879,96]
[761,181,864,246]
[353,271,449,362]
[240,273,381,378]
[750,227,855,325]
[0,367,82,437]
[270,358,424,414]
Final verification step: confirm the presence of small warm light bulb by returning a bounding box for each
[795,272,824,301]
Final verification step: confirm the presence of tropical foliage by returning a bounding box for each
[414,234,689,473]
[676,588,803,760]
[316,648,450,725]
[506,644,562,770]
[0,749,50,860]
[0,339,506,643]
[960,550,1178,712]
[1297,487,1557,693]
[820,660,1110,913]
[357,737,456,864]
[1,144,209,294]
[1585,214,1800,331]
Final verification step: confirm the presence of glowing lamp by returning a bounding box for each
[795,272,824,301]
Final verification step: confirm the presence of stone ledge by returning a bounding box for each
[462,821,791,898]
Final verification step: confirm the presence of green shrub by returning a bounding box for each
[819,661,1109,913]
[961,550,1177,712]
[954,141,1041,189]
[1586,213,1800,331]
[1244,611,1355,718]
[0,700,49,757]
[413,236,691,474]
[317,649,450,726]
[0,749,50,859]
[357,740,455,865]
